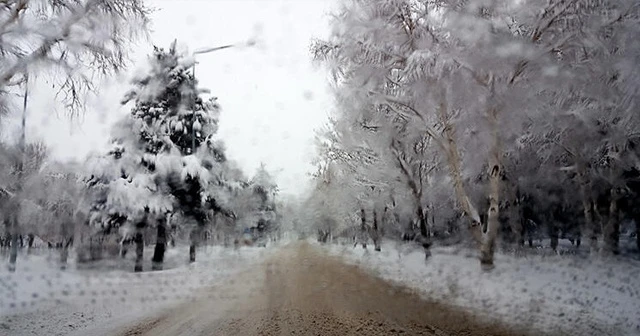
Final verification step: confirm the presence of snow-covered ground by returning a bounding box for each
[324,239,640,336]
[0,244,275,336]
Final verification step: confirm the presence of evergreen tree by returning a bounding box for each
[124,41,232,262]
[86,40,237,268]
[85,119,174,271]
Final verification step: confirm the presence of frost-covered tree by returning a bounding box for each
[0,142,46,260]
[305,160,348,243]
[219,163,280,245]
[250,163,278,233]
[85,41,238,269]
[494,0,640,255]
[0,0,150,114]
[84,130,174,272]
[312,0,640,266]
[27,161,83,269]
[1,0,149,272]
[0,141,85,270]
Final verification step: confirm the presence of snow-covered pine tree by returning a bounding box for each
[83,41,194,270]
[84,120,174,272]
[118,40,235,264]
[85,40,249,268]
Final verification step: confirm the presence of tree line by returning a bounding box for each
[305,0,640,268]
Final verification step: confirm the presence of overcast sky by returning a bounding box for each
[5,0,336,197]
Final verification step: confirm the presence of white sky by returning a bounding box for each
[7,0,336,197]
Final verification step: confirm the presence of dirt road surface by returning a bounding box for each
[116,243,527,336]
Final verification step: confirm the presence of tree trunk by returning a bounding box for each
[577,165,596,252]
[120,241,128,258]
[8,84,26,271]
[8,233,18,272]
[320,229,330,243]
[416,205,431,258]
[417,206,428,238]
[8,212,19,272]
[481,163,501,267]
[27,233,34,249]
[152,223,167,271]
[60,220,74,270]
[189,244,196,262]
[440,115,483,245]
[511,189,524,248]
[636,216,640,252]
[60,237,73,270]
[517,217,526,247]
[372,209,381,252]
[189,227,200,263]
[360,208,367,249]
[604,187,620,255]
[549,222,559,251]
[134,230,144,272]
[436,86,502,268]
[480,101,502,268]
[444,137,483,240]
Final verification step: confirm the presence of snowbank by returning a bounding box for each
[323,240,640,336]
[0,245,274,335]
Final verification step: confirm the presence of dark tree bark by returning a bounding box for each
[522,202,536,248]
[60,237,73,270]
[417,205,431,258]
[60,219,75,269]
[417,206,428,238]
[513,190,525,248]
[518,218,526,247]
[189,244,196,262]
[134,229,144,272]
[121,243,128,258]
[8,213,19,272]
[152,223,167,271]
[372,209,381,252]
[604,188,621,255]
[8,233,18,272]
[636,215,640,252]
[317,229,329,243]
[549,223,559,252]
[577,167,597,251]
[360,208,367,249]
[189,227,201,263]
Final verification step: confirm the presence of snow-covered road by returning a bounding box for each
[3,241,638,335]
[111,242,520,336]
